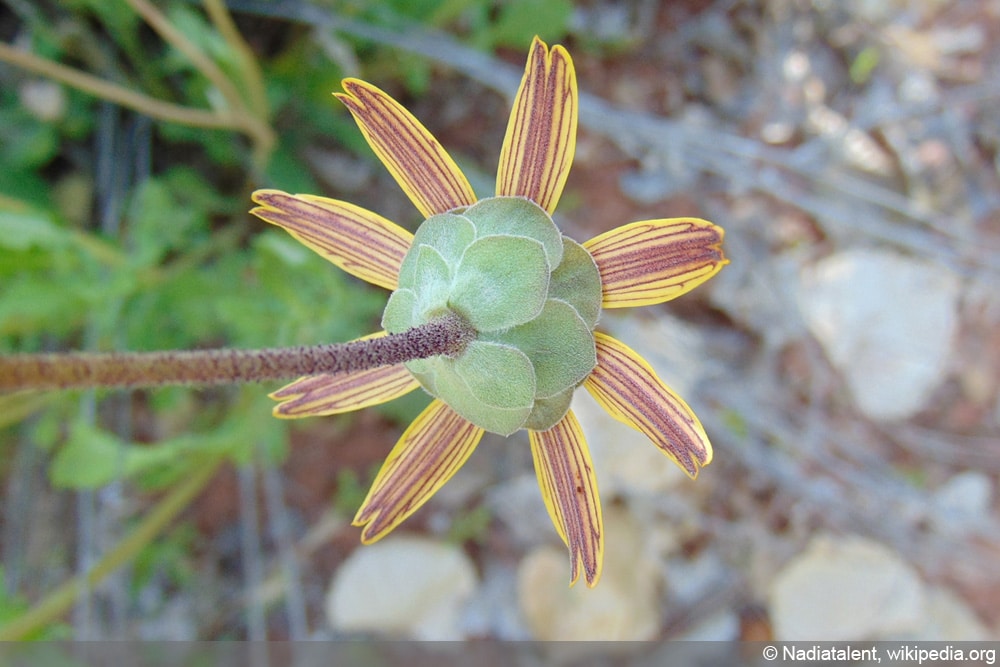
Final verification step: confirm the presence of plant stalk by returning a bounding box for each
[0,313,475,392]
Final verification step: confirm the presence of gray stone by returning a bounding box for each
[517,506,662,640]
[797,249,961,421]
[326,535,478,639]
[930,471,993,533]
[770,534,925,640]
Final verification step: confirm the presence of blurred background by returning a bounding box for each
[1,0,997,641]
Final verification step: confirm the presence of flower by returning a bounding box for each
[251,37,726,587]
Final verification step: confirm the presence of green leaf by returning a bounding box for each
[0,107,59,169]
[466,196,563,269]
[523,387,574,431]
[429,340,535,435]
[126,177,208,267]
[450,235,549,332]
[547,237,602,329]
[399,212,475,287]
[0,209,70,251]
[475,0,572,49]
[454,340,536,409]
[381,287,416,333]
[411,244,452,322]
[487,299,595,398]
[50,422,126,489]
[0,276,92,337]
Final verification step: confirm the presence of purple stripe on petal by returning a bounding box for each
[585,333,712,478]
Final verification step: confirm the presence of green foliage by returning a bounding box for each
[0,568,71,640]
[471,0,573,50]
[446,503,493,545]
[332,467,369,516]
[850,46,881,85]
[48,390,286,490]
[0,0,576,636]
[131,523,198,596]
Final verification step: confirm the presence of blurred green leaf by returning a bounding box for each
[486,0,572,49]
[131,523,197,595]
[0,107,59,170]
[52,420,214,489]
[0,209,69,251]
[0,567,71,640]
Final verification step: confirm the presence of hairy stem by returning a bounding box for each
[0,313,475,392]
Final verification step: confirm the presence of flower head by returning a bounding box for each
[251,37,726,587]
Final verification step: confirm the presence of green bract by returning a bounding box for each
[382,196,602,435]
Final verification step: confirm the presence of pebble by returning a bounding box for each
[918,586,989,640]
[769,534,925,640]
[325,535,478,639]
[517,506,662,640]
[797,249,961,421]
[930,471,993,533]
[489,473,565,548]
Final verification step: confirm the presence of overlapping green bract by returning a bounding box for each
[382,196,602,435]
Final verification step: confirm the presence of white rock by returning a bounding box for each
[931,471,992,526]
[797,249,961,421]
[770,534,926,640]
[462,563,531,640]
[517,506,663,640]
[918,586,989,640]
[489,473,563,548]
[675,611,741,641]
[326,535,477,639]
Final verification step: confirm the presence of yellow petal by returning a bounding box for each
[353,399,484,542]
[583,219,727,308]
[251,190,412,291]
[584,333,712,478]
[269,332,420,418]
[529,410,604,588]
[496,36,577,214]
[336,79,477,218]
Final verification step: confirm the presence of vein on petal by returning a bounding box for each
[529,410,604,587]
[353,399,484,542]
[585,333,713,478]
[251,190,412,291]
[584,218,727,308]
[270,363,419,418]
[337,79,476,218]
[496,36,578,214]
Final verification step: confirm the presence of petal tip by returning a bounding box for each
[586,333,715,480]
[586,218,728,307]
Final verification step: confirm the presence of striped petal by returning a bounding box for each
[336,79,476,218]
[269,333,419,418]
[583,219,726,308]
[251,190,412,291]
[584,333,712,478]
[353,399,484,542]
[496,36,577,214]
[529,410,604,588]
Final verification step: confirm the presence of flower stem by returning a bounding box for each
[0,313,475,392]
